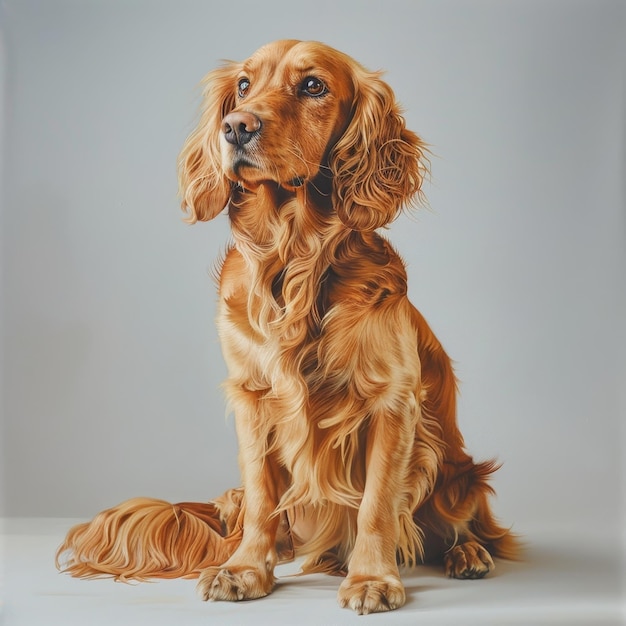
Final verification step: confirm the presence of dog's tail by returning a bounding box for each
[55,489,245,581]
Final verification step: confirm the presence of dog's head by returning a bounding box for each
[178,40,428,231]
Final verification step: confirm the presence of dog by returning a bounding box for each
[56,40,518,615]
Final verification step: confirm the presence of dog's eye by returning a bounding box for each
[301,77,327,97]
[238,78,250,98]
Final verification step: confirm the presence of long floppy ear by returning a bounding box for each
[329,70,429,231]
[177,63,238,223]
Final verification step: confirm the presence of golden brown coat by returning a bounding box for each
[57,40,518,615]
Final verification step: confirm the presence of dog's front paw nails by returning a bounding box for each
[337,574,405,614]
[444,541,494,579]
[197,565,274,602]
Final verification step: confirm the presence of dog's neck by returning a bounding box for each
[227,178,347,345]
[228,176,342,260]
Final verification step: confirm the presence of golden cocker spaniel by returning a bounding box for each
[57,40,518,615]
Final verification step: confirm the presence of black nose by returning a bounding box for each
[221,111,261,146]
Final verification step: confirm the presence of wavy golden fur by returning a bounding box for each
[57,40,518,614]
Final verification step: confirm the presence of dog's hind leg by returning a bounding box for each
[414,459,521,579]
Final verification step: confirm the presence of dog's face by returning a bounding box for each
[179,39,427,231]
[219,40,355,190]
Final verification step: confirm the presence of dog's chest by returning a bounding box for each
[219,279,366,501]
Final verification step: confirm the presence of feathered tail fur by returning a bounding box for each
[55,489,245,581]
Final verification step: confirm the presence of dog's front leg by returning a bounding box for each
[337,403,416,614]
[197,390,280,602]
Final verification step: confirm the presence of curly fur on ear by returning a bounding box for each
[329,70,429,231]
[178,64,237,223]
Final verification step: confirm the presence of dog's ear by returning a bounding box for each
[178,64,237,223]
[329,71,428,231]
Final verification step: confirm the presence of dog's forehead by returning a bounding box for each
[243,40,353,84]
[244,39,297,66]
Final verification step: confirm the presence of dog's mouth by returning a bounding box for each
[226,150,308,191]
[231,154,260,178]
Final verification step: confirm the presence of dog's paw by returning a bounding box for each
[197,565,274,602]
[337,574,405,614]
[444,541,494,579]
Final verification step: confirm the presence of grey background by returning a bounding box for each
[1,0,624,546]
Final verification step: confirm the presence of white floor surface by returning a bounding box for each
[2,518,624,625]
